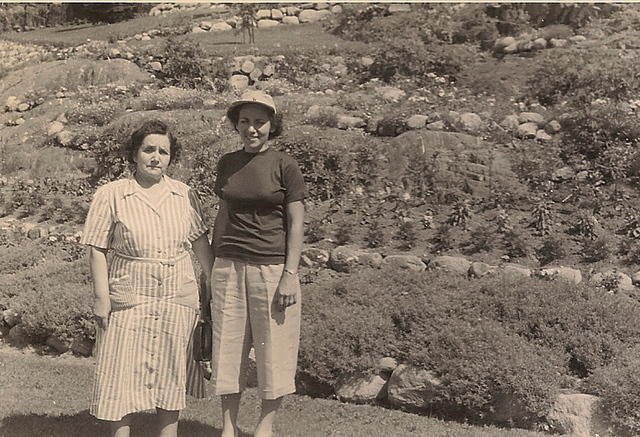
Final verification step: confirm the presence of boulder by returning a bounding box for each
[517,122,538,139]
[468,261,497,278]
[271,9,284,20]
[282,16,300,25]
[331,5,343,14]
[285,6,300,15]
[17,102,30,112]
[501,263,532,280]
[546,393,611,437]
[300,247,330,268]
[569,35,587,43]
[538,267,582,285]
[241,60,255,74]
[407,115,428,130]
[149,61,162,72]
[536,130,552,141]
[431,256,471,275]
[256,9,271,19]
[329,246,361,273]
[632,271,640,285]
[549,38,568,48]
[7,324,29,347]
[494,36,516,52]
[459,112,483,132]
[192,26,207,33]
[388,4,411,13]
[211,22,232,32]
[47,121,65,136]
[500,114,520,131]
[299,9,330,23]
[503,42,519,54]
[5,95,20,111]
[315,2,330,10]
[545,120,562,134]
[426,120,445,131]
[591,270,635,291]
[229,74,250,91]
[387,364,442,409]
[71,336,94,357]
[374,86,406,102]
[200,21,213,30]
[335,373,388,403]
[381,255,426,272]
[377,357,398,375]
[552,166,575,182]
[46,335,70,354]
[360,56,374,67]
[2,309,21,328]
[257,19,279,29]
[532,37,548,50]
[518,112,545,124]
[357,252,383,269]
[336,115,365,130]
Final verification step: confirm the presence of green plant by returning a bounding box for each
[335,220,353,246]
[161,37,227,91]
[365,219,386,249]
[467,225,496,254]
[495,208,512,234]
[503,230,530,259]
[581,237,611,263]
[530,199,553,236]
[431,224,454,254]
[394,220,418,250]
[569,213,599,240]
[304,217,325,245]
[536,236,566,266]
[447,200,472,229]
[623,212,640,239]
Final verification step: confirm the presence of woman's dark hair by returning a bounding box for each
[227,105,283,139]
[126,119,180,164]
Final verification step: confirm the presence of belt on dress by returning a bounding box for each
[113,251,189,266]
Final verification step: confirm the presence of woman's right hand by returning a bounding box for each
[93,296,111,330]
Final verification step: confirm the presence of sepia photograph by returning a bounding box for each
[0,2,637,436]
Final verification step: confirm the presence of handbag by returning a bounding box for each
[193,272,212,367]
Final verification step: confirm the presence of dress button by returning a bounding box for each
[147,383,153,389]
[158,279,163,285]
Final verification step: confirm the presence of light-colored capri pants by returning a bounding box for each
[210,257,301,399]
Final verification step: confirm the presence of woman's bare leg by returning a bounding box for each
[157,408,179,437]
[254,397,282,437]
[110,414,132,437]
[221,393,241,437]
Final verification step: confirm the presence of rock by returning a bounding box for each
[468,261,497,278]
[336,373,388,403]
[47,121,65,136]
[494,36,516,52]
[538,267,582,285]
[360,56,374,67]
[192,26,207,34]
[300,247,330,268]
[14,117,25,126]
[388,4,411,13]
[257,19,279,29]
[518,112,545,124]
[241,60,255,74]
[336,115,365,130]
[71,336,94,357]
[256,9,271,19]
[517,122,538,139]
[546,393,611,437]
[387,364,442,409]
[366,116,382,134]
[329,246,361,273]
[229,74,250,91]
[382,255,426,272]
[503,42,519,54]
[532,37,547,50]
[377,357,398,375]
[406,115,428,130]
[552,166,575,182]
[262,64,275,77]
[285,6,300,15]
[459,112,483,132]
[374,86,406,102]
[431,256,471,275]
[426,120,445,131]
[282,16,300,25]
[545,120,562,134]
[149,61,162,72]
[46,335,70,354]
[517,40,534,52]
[357,252,383,269]
[306,105,339,121]
[5,96,20,112]
[591,270,635,291]
[331,5,343,14]
[249,68,262,82]
[536,129,552,141]
[17,102,30,112]
[501,264,532,280]
[2,309,21,328]
[549,38,568,48]
[298,9,330,23]
[271,9,284,20]
[569,35,587,43]
[211,22,232,32]
[56,130,74,147]
[632,271,640,285]
[141,35,151,41]
[500,114,520,131]
[7,325,29,347]
[315,2,330,10]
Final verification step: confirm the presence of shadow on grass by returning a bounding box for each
[0,410,251,437]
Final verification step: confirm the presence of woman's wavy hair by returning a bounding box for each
[125,119,181,165]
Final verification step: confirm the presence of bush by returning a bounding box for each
[0,240,46,274]
[536,236,566,266]
[581,237,611,263]
[161,37,228,91]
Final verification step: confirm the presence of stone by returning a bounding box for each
[56,130,74,147]
[192,26,206,34]
[591,270,635,291]
[256,9,271,19]
[468,261,497,278]
[517,122,538,139]
[47,121,65,136]
[299,9,330,23]
[14,117,24,126]
[387,364,442,409]
[336,115,365,130]
[108,48,121,58]
[46,335,70,354]
[545,120,562,134]
[71,336,94,357]
[17,102,30,112]
[407,115,428,130]
[229,74,250,92]
[285,6,300,15]
[494,36,516,52]
[7,324,29,347]
[546,393,611,437]
[501,264,532,280]
[315,2,330,10]
[500,114,520,131]
[503,42,519,54]
[300,247,330,268]
[426,120,445,131]
[517,40,534,52]
[549,38,568,48]
[357,252,383,269]
[211,22,232,32]
[2,309,21,328]
[360,56,374,67]
[536,129,552,141]
[532,37,548,50]
[377,357,398,375]
[569,35,587,43]
[552,166,575,182]
[306,105,339,120]
[331,5,343,14]
[329,246,361,273]
[632,271,640,286]
[141,35,151,41]
[366,116,382,134]
[382,255,426,272]
[241,60,255,74]
[271,9,284,20]
[374,86,406,102]
[282,16,300,25]
[149,61,162,72]
[388,4,411,13]
[459,112,483,132]
[518,112,545,124]
[431,256,471,275]
[336,373,388,403]
[257,19,279,29]
[538,267,582,285]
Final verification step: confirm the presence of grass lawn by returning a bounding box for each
[0,346,548,437]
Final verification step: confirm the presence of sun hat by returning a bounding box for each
[226,90,277,120]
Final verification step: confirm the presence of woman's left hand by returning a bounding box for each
[275,271,299,311]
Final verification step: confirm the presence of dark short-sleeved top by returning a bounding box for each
[213,148,306,264]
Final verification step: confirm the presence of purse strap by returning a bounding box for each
[198,271,212,322]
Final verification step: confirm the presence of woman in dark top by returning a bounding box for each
[210,90,305,437]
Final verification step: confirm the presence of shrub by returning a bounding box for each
[0,240,46,274]
[581,237,611,263]
[335,220,353,246]
[394,220,418,250]
[365,219,386,249]
[430,224,455,254]
[467,225,496,254]
[536,236,566,266]
[161,37,228,91]
[503,230,530,259]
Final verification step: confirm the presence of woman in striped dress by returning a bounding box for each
[80,120,215,437]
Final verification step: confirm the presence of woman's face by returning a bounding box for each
[236,103,273,153]
[134,134,171,182]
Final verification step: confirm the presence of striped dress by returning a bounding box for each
[80,176,208,421]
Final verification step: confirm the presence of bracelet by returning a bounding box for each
[283,268,298,276]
